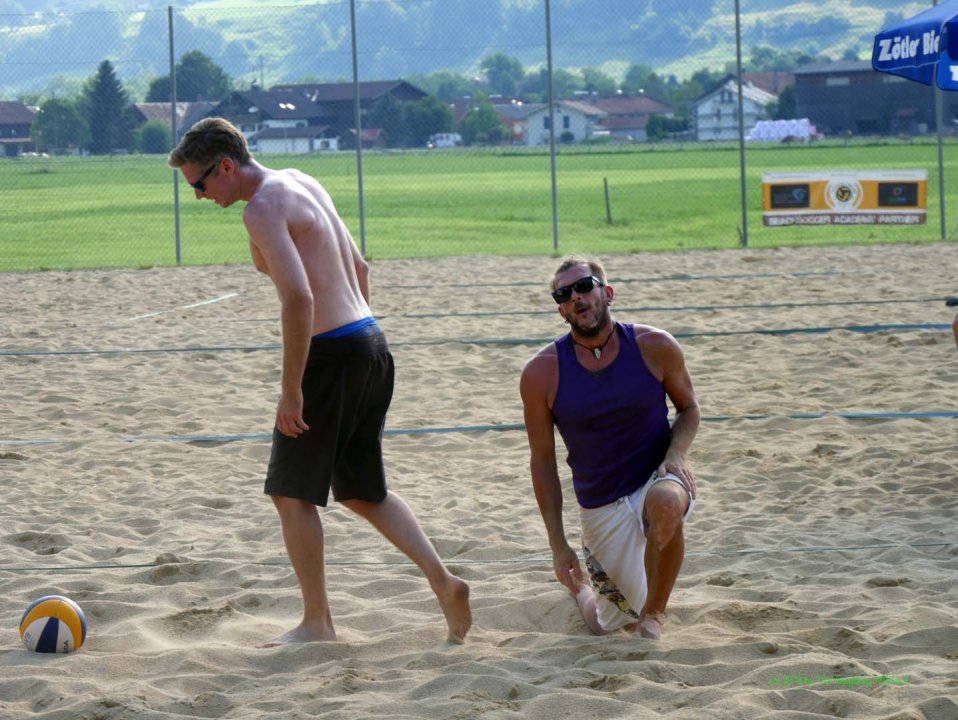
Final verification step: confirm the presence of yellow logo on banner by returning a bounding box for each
[762,170,926,227]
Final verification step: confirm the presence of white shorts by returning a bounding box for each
[579,472,695,632]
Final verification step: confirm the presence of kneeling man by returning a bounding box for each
[520,255,700,639]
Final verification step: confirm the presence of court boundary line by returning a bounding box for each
[2,410,955,448]
[2,323,951,358]
[0,541,953,574]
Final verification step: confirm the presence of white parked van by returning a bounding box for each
[428,133,462,148]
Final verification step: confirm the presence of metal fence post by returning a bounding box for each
[734,0,748,248]
[934,0,947,241]
[350,0,367,257]
[545,0,559,253]
[168,6,181,264]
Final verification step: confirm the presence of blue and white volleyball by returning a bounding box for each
[20,595,87,653]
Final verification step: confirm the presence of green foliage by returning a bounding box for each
[646,115,689,142]
[367,94,407,147]
[136,120,173,154]
[403,96,455,147]
[146,51,233,102]
[458,103,507,145]
[622,64,670,101]
[408,70,477,102]
[748,45,823,72]
[83,60,133,155]
[480,53,525,96]
[31,97,89,152]
[581,68,617,97]
[766,85,796,121]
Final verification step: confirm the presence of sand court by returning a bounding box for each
[1,242,956,719]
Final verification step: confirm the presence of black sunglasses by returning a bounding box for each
[551,275,604,304]
[188,161,219,192]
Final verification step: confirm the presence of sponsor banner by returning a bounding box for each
[762,170,927,227]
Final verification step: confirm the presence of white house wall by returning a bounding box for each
[524,107,595,145]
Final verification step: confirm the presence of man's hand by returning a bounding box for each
[276,389,309,437]
[553,544,584,595]
[657,453,697,500]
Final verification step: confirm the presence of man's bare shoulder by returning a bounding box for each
[631,323,687,378]
[524,342,558,367]
[244,172,292,216]
[521,343,557,381]
[632,323,681,351]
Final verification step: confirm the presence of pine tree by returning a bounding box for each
[84,60,131,155]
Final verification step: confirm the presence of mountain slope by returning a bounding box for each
[0,0,930,97]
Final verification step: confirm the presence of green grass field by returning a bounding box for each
[1,140,955,272]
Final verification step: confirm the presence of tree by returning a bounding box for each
[403,95,455,147]
[83,60,132,154]
[31,97,89,153]
[552,69,583,98]
[366,94,407,147]
[146,51,232,102]
[458,102,506,146]
[622,64,669,100]
[646,115,688,142]
[480,53,524,97]
[409,71,478,102]
[748,45,820,72]
[766,85,796,120]
[136,120,173,154]
[581,68,617,97]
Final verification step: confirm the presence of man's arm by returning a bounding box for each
[349,236,370,304]
[244,198,313,438]
[641,330,700,496]
[520,353,582,594]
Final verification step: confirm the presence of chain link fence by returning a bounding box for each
[0,0,951,271]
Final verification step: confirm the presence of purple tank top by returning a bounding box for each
[552,322,671,508]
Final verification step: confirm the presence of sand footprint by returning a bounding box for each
[7,531,69,555]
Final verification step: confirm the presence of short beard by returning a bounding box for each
[566,301,611,338]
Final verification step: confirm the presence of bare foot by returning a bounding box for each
[436,575,472,644]
[636,612,664,640]
[573,581,605,636]
[259,620,337,648]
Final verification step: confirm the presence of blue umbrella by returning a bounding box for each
[873,0,958,89]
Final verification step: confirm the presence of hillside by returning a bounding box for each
[0,0,930,98]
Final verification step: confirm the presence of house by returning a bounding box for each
[271,80,427,137]
[131,101,217,137]
[515,100,606,146]
[206,89,333,143]
[742,71,794,96]
[493,101,544,144]
[691,76,776,141]
[585,95,674,142]
[201,81,428,152]
[792,60,954,136]
[0,101,36,157]
[250,125,340,153]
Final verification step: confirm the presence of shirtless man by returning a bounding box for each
[520,255,699,640]
[168,117,471,645]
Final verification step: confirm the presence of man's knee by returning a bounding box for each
[340,494,387,516]
[271,495,314,516]
[643,485,687,545]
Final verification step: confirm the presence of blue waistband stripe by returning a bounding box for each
[313,317,378,339]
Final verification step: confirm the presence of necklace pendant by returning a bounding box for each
[593,348,601,360]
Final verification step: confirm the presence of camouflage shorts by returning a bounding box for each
[583,545,640,622]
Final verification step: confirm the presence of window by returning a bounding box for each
[543,116,550,130]
[563,116,570,129]
[826,77,850,86]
